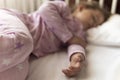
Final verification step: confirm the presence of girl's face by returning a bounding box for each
[73,7,104,30]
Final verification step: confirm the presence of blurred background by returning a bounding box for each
[0,0,119,14]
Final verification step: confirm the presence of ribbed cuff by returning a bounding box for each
[68,44,86,61]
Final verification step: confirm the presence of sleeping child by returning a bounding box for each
[0,1,110,80]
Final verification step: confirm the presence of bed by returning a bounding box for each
[0,0,120,80]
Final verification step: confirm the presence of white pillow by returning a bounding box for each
[87,14,120,46]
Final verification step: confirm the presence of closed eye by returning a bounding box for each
[92,15,97,23]
[91,15,98,27]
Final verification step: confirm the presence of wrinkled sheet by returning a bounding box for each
[27,43,120,80]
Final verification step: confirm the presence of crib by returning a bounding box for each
[0,0,119,14]
[0,0,120,80]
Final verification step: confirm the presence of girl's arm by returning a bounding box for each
[67,36,86,62]
[62,36,86,77]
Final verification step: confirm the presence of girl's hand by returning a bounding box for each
[62,53,84,77]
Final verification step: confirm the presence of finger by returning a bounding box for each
[71,62,81,68]
[62,69,70,75]
[71,57,81,66]
[62,69,68,75]
[69,66,74,70]
[71,62,81,72]
[62,68,72,73]
[72,55,81,62]
[69,66,79,75]
[65,69,76,77]
[76,62,81,68]
[62,69,74,77]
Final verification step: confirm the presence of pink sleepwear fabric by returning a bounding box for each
[0,1,86,80]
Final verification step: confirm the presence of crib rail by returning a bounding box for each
[0,0,119,14]
[0,0,42,13]
[65,0,118,14]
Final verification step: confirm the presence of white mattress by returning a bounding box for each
[27,43,120,80]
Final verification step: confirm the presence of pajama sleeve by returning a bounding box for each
[67,21,86,61]
[67,20,87,61]
[37,1,73,43]
[68,44,86,61]
[52,1,87,60]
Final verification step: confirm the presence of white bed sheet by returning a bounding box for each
[27,43,120,80]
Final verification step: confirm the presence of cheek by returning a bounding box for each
[82,14,91,21]
[76,13,82,19]
[79,15,90,22]
[99,17,104,24]
[83,15,92,25]
[76,13,93,26]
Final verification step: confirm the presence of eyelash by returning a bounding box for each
[92,16,97,23]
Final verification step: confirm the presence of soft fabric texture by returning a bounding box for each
[105,58,120,80]
[68,44,86,60]
[0,1,86,80]
[87,14,120,46]
[0,10,33,80]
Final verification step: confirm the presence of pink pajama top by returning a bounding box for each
[0,1,86,80]
[28,1,86,58]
